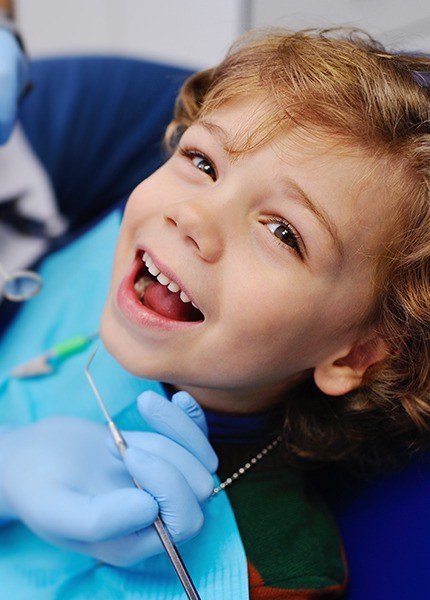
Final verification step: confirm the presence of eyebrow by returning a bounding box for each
[198,119,231,149]
[281,177,344,259]
[198,119,344,258]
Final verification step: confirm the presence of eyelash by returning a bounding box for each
[178,146,217,181]
[265,219,305,258]
[178,145,304,258]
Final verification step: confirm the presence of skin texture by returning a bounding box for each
[101,100,391,414]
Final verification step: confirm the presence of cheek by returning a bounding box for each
[124,166,169,211]
[219,275,311,353]
[115,179,162,248]
[219,273,354,367]
[122,184,149,222]
[122,167,180,232]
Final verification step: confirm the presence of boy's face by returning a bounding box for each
[102,100,392,413]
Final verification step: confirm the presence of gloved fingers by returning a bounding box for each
[124,446,205,544]
[172,391,208,436]
[108,432,214,502]
[27,486,158,543]
[55,527,162,567]
[137,391,218,472]
[0,68,17,142]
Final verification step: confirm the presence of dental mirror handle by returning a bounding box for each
[0,259,9,280]
[108,421,201,600]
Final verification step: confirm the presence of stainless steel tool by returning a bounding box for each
[85,348,201,600]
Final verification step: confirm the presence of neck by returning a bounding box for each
[173,377,303,415]
[162,382,288,444]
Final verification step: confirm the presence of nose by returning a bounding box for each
[163,200,224,262]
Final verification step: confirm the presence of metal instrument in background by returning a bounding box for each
[0,258,41,301]
[85,348,201,600]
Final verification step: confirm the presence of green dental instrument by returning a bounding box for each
[12,333,98,378]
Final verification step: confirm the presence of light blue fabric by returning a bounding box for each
[0,28,27,144]
[0,211,249,599]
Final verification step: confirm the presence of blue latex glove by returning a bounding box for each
[0,28,28,143]
[0,391,218,566]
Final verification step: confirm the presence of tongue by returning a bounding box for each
[143,282,202,321]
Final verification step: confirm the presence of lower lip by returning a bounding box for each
[115,258,203,332]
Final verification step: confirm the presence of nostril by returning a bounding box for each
[185,235,200,251]
[163,204,223,262]
[164,215,178,228]
[164,213,200,250]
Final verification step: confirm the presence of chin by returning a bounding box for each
[100,302,133,366]
[99,310,117,353]
[100,304,166,380]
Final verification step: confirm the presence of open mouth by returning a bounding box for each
[133,251,204,323]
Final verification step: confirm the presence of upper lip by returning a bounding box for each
[136,247,203,314]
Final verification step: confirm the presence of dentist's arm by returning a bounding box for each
[0,20,28,143]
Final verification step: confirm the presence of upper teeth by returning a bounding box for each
[142,252,192,304]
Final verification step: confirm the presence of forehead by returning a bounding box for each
[197,98,378,184]
[198,96,286,155]
[198,96,373,166]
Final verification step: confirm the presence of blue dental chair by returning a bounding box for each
[4,54,430,599]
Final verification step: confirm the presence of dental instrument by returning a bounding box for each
[0,257,41,301]
[85,348,201,600]
[12,333,98,378]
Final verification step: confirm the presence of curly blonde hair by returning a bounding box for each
[165,28,430,471]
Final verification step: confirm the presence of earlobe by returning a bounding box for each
[314,336,390,397]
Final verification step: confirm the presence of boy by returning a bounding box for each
[1,27,430,599]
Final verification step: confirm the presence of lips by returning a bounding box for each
[140,251,195,304]
[133,252,204,322]
[116,249,204,331]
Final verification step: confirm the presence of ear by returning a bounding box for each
[313,336,390,397]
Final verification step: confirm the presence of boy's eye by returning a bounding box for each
[191,155,216,179]
[266,221,304,257]
[179,147,217,181]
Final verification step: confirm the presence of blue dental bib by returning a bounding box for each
[0,211,249,599]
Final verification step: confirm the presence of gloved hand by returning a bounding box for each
[0,390,218,566]
[0,28,28,144]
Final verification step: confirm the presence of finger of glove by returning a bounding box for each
[124,446,205,544]
[0,65,18,142]
[23,486,158,543]
[137,391,218,472]
[108,432,214,502]
[55,526,164,567]
[171,391,208,436]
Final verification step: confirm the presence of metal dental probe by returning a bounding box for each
[85,348,201,600]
